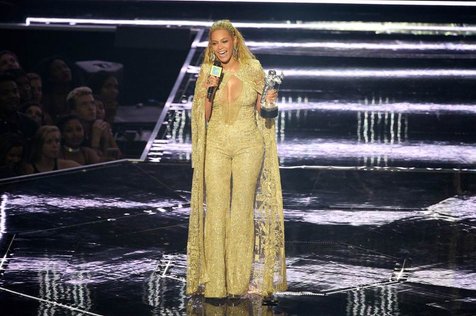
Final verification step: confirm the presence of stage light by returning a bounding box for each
[25,18,476,35]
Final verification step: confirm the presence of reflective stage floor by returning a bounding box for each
[1,21,476,315]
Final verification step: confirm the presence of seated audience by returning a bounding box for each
[0,50,22,72]
[57,115,99,165]
[7,69,32,103]
[93,95,106,121]
[0,133,26,178]
[20,101,48,127]
[67,86,120,160]
[88,72,119,124]
[27,72,43,103]
[24,125,79,174]
[37,56,76,122]
[0,74,38,140]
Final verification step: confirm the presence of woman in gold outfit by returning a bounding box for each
[186,20,287,299]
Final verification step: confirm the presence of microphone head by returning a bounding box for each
[210,61,223,77]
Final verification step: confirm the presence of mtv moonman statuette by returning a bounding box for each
[260,69,284,119]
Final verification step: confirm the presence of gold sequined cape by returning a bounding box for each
[186,59,287,296]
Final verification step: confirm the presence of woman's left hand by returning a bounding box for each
[265,89,278,104]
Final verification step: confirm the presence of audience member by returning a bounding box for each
[66,86,120,159]
[0,50,21,72]
[0,133,26,178]
[0,74,38,140]
[88,72,119,124]
[27,72,43,103]
[57,115,99,165]
[7,69,32,103]
[20,101,46,127]
[37,56,76,122]
[93,95,106,121]
[24,125,79,174]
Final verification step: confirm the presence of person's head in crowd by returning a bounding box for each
[24,124,80,173]
[0,73,20,117]
[89,72,119,123]
[30,125,61,163]
[89,72,119,103]
[56,114,101,165]
[0,50,21,72]
[57,114,84,150]
[5,69,32,103]
[49,58,72,84]
[93,95,106,121]
[27,72,43,103]
[35,56,77,121]
[67,86,96,122]
[36,56,74,92]
[0,133,24,168]
[21,101,44,127]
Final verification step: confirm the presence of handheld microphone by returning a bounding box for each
[207,60,223,101]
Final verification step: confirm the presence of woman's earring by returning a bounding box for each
[233,47,238,58]
[210,53,216,62]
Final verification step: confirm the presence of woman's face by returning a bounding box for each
[41,131,60,159]
[25,105,43,125]
[62,119,84,148]
[5,146,23,165]
[95,99,106,120]
[49,59,72,84]
[30,78,42,102]
[210,29,236,64]
[16,75,32,101]
[100,76,119,102]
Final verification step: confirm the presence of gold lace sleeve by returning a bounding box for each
[251,60,287,295]
[187,63,210,294]
[191,64,209,169]
[249,59,265,94]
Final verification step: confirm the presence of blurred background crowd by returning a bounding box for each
[0,50,123,178]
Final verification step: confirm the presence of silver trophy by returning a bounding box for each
[260,70,284,118]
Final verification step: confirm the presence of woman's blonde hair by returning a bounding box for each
[30,125,60,162]
[203,20,255,64]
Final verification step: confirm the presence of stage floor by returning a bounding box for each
[1,21,476,315]
[1,162,475,315]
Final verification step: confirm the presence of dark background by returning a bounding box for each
[1,0,476,106]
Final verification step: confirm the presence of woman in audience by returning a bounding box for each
[21,101,46,127]
[27,72,43,103]
[57,114,99,165]
[0,133,26,178]
[37,56,76,122]
[93,95,106,121]
[89,72,119,124]
[67,86,121,160]
[24,125,79,174]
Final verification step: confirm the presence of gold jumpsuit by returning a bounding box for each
[187,59,287,297]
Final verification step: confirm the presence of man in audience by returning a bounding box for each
[7,69,32,103]
[0,50,21,72]
[0,74,38,140]
[66,86,120,159]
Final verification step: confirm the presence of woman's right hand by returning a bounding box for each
[205,75,220,89]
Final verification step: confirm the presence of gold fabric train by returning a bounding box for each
[186,59,287,296]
